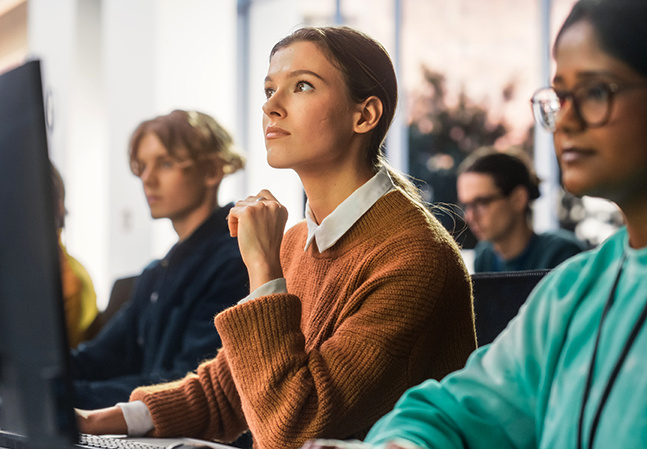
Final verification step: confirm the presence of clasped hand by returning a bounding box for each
[227,189,289,292]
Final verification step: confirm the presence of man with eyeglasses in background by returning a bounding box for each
[456,147,585,272]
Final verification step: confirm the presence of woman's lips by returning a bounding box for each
[265,126,290,139]
[560,147,595,163]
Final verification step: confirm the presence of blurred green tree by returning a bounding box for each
[407,67,511,247]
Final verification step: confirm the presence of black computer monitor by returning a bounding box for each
[0,60,78,449]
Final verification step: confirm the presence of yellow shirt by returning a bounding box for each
[59,237,98,348]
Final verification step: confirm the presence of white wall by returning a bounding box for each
[102,0,158,303]
[67,0,109,307]
[151,0,240,257]
[28,0,75,167]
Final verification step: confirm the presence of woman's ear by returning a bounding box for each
[353,96,383,134]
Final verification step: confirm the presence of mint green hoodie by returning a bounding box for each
[367,227,647,449]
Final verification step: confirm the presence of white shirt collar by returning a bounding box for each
[304,166,395,252]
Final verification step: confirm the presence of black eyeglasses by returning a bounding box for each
[530,82,647,132]
[460,193,507,215]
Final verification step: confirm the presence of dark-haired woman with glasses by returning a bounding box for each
[301,1,647,448]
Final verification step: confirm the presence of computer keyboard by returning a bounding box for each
[78,434,168,449]
[0,432,217,449]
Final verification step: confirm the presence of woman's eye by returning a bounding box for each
[296,81,313,92]
[584,85,608,102]
[264,87,275,99]
[159,159,175,169]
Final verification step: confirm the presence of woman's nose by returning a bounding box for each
[554,97,585,133]
[262,92,286,118]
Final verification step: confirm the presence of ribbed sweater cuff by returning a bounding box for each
[130,376,209,438]
[215,294,303,360]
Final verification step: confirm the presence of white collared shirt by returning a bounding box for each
[120,166,396,436]
[304,166,395,252]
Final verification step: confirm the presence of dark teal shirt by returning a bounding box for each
[474,229,585,272]
[367,227,647,449]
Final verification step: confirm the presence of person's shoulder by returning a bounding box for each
[473,240,497,272]
[538,228,586,249]
[369,192,466,267]
[377,190,448,238]
[528,229,626,313]
[65,253,95,283]
[474,239,495,255]
[545,227,625,276]
[191,210,242,258]
[528,229,585,269]
[141,258,162,273]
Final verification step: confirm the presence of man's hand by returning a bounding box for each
[76,406,128,435]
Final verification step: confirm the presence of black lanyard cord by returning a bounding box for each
[577,254,647,449]
[588,297,647,447]
[577,256,624,449]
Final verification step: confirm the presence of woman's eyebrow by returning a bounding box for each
[553,70,621,85]
[265,69,326,83]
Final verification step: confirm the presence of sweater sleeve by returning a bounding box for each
[365,267,569,449]
[130,351,247,442]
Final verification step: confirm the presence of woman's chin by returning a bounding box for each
[267,160,291,170]
[561,172,598,199]
[265,152,291,170]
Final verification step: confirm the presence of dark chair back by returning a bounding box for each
[83,275,138,341]
[471,269,550,346]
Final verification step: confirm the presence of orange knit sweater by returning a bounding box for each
[130,190,476,449]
